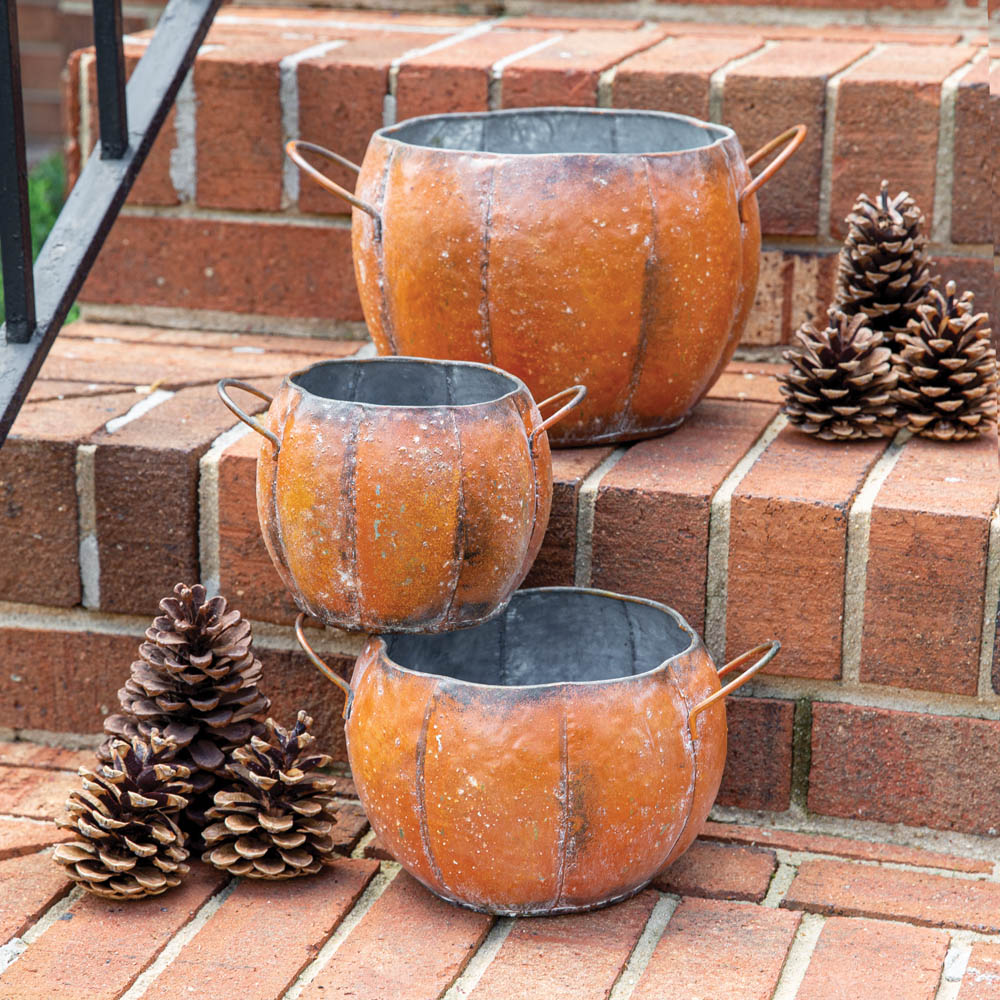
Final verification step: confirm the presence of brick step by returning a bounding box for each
[0,763,996,1000]
[64,6,993,345]
[0,321,996,837]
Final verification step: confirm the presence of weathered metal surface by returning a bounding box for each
[288,110,805,446]
[219,358,583,633]
[296,588,780,915]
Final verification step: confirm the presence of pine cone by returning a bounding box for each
[895,281,998,441]
[202,712,339,880]
[53,733,191,899]
[834,179,936,343]
[99,583,270,834]
[780,310,898,441]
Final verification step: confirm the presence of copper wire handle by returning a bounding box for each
[739,125,807,219]
[217,378,281,453]
[688,640,780,739]
[285,139,380,222]
[528,385,587,447]
[294,613,355,719]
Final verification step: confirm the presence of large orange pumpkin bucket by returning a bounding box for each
[296,587,779,915]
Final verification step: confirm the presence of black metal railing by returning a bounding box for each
[0,0,221,447]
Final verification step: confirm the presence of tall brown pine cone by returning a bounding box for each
[99,583,270,833]
[779,310,898,441]
[834,179,936,344]
[895,281,998,441]
[53,733,191,899]
[202,712,339,880]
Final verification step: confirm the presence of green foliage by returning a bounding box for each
[1,154,79,326]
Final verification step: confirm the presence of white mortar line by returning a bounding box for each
[440,917,515,999]
[761,860,798,908]
[350,828,376,859]
[118,879,239,1000]
[769,912,826,1000]
[606,894,679,1000]
[597,67,617,108]
[120,203,353,227]
[168,70,196,203]
[0,886,83,974]
[840,429,911,683]
[932,52,984,246]
[78,52,94,160]
[103,389,174,434]
[489,35,564,110]
[216,13,463,34]
[74,445,99,610]
[774,846,995,883]
[818,43,885,238]
[707,39,773,123]
[284,863,401,999]
[279,41,348,210]
[574,447,628,588]
[704,412,787,663]
[198,422,252,597]
[979,504,1000,699]
[936,940,973,1000]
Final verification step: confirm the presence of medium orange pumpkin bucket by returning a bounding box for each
[296,587,779,915]
[218,358,584,633]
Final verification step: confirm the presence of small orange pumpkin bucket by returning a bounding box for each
[296,587,779,915]
[218,357,584,633]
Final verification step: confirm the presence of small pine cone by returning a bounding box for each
[895,281,998,441]
[779,310,899,441]
[53,733,191,899]
[834,179,937,343]
[99,583,270,833]
[202,712,339,879]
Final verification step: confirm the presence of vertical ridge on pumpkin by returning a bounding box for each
[415,688,449,897]
[551,707,571,911]
[375,146,398,353]
[439,409,468,628]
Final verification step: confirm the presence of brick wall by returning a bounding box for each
[63,7,992,349]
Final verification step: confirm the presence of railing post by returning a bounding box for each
[0,0,37,344]
[93,0,128,159]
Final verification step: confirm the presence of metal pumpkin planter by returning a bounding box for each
[287,108,806,446]
[218,358,584,633]
[296,587,779,915]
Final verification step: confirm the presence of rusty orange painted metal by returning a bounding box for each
[218,358,584,633]
[287,110,806,446]
[296,588,779,915]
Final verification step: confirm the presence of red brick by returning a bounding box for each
[363,834,396,861]
[951,60,990,244]
[501,28,667,108]
[707,367,783,405]
[0,767,76,821]
[0,851,72,944]
[654,840,777,902]
[658,0,946,6]
[395,30,555,121]
[299,871,493,1000]
[329,774,358,798]
[861,433,997,693]
[716,697,795,812]
[330,802,371,853]
[991,66,1000,253]
[141,859,378,1000]
[591,400,776,632]
[297,33,451,215]
[796,916,949,1000]
[612,35,763,122]
[19,41,64,92]
[0,626,139,734]
[632,898,800,1000]
[937,255,993,311]
[0,818,70,862]
[522,447,613,588]
[469,891,657,1000]
[831,45,976,238]
[63,48,82,189]
[961,943,1000,1000]
[0,864,227,1000]
[727,427,889,680]
[90,383,272,616]
[700,821,994,875]
[0,393,137,608]
[742,250,792,344]
[81,214,362,322]
[508,16,644,30]
[783,858,1000,933]
[808,703,1000,835]
[723,41,870,236]
[0,742,94,772]
[195,38,316,211]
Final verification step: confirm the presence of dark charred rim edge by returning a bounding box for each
[370,586,703,691]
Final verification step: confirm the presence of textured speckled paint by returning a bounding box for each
[340,589,743,916]
[345,109,794,446]
[253,358,559,633]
